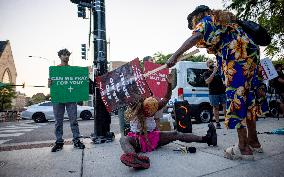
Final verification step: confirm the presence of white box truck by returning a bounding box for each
[167,61,218,123]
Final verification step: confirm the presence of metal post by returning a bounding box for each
[91,0,113,143]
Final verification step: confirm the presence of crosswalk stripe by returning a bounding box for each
[0,129,34,133]
[0,126,41,130]
[6,125,43,128]
[0,139,12,144]
[0,133,24,138]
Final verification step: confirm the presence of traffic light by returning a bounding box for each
[77,5,86,18]
[81,44,87,60]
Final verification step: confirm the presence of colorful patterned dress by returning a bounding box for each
[193,16,268,129]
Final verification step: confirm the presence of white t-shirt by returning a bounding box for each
[130,116,156,133]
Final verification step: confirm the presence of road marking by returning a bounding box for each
[0,122,47,144]
[0,133,24,138]
[0,129,34,133]
[0,126,41,130]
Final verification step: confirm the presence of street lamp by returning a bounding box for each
[28,56,55,66]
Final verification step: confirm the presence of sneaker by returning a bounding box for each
[120,153,150,169]
[216,122,221,129]
[51,142,64,152]
[206,123,217,146]
[73,140,85,149]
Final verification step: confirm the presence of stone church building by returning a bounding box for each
[0,40,17,85]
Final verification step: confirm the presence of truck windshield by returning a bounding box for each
[187,68,207,87]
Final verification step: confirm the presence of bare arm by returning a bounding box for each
[278,77,284,84]
[205,67,217,84]
[48,79,52,88]
[166,32,203,68]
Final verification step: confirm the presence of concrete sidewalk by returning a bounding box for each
[0,118,284,177]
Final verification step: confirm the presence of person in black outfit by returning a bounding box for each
[272,64,284,116]
[203,59,226,129]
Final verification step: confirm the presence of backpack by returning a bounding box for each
[237,20,271,46]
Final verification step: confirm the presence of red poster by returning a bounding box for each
[144,61,169,100]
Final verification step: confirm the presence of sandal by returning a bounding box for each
[249,145,263,153]
[224,145,254,161]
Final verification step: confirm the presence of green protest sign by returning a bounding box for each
[49,66,89,103]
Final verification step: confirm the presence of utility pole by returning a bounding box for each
[91,0,114,143]
[70,0,114,143]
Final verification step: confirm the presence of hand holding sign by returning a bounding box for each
[96,49,199,112]
[96,59,151,112]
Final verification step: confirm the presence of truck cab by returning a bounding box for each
[167,61,213,123]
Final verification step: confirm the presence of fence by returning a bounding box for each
[0,111,21,122]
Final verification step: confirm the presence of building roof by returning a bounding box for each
[0,40,9,58]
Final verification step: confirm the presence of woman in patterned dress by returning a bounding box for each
[167,5,268,160]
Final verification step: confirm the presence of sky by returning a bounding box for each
[1,0,234,97]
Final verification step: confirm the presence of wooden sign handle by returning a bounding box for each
[143,49,199,78]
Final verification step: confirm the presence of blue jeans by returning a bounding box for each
[53,102,80,143]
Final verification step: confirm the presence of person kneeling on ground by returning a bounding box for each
[119,73,217,169]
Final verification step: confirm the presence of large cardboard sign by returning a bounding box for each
[49,66,89,103]
[144,61,169,100]
[260,58,278,80]
[95,58,151,112]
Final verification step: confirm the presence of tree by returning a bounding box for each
[153,52,172,65]
[153,52,211,65]
[224,0,284,60]
[31,93,46,104]
[0,85,16,111]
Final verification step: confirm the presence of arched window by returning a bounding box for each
[2,69,11,83]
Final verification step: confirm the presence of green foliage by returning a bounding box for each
[153,52,210,65]
[31,93,46,104]
[153,52,172,65]
[224,0,284,60]
[0,85,16,111]
[272,58,284,66]
[186,54,210,62]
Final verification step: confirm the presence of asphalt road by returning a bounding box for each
[0,116,121,145]
[0,115,225,145]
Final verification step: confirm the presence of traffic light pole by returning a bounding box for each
[70,0,113,143]
[91,0,113,143]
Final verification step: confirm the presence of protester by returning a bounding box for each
[117,56,158,136]
[119,73,217,169]
[272,64,284,116]
[203,59,226,129]
[166,5,268,160]
[48,48,85,152]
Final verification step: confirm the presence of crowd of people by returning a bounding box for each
[119,4,272,169]
[48,4,283,170]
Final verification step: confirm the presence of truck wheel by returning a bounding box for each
[197,106,212,123]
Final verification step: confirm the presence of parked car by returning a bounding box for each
[21,101,94,123]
